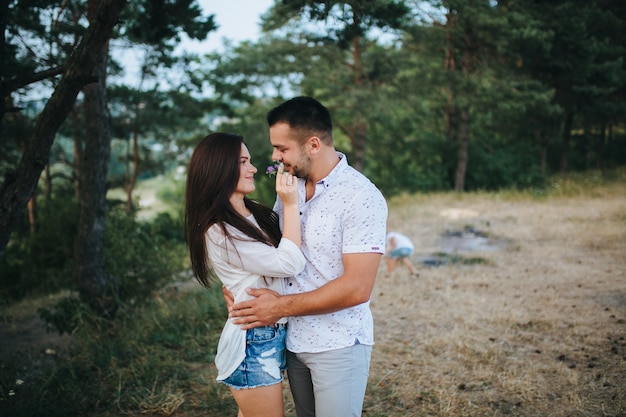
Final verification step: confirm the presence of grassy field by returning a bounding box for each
[362,177,626,416]
[1,172,625,416]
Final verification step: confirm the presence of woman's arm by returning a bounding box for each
[275,163,301,248]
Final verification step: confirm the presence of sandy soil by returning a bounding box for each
[360,188,626,416]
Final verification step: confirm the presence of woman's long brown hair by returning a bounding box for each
[184,132,282,287]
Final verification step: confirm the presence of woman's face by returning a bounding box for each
[233,143,257,197]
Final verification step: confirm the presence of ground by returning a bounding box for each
[363,188,626,416]
[2,185,625,416]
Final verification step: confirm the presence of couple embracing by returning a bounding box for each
[185,96,388,417]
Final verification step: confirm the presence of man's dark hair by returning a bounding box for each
[267,96,333,139]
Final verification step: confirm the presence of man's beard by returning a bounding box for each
[291,151,312,179]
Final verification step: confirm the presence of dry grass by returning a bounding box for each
[3,177,625,417]
[353,183,626,416]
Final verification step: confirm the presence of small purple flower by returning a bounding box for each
[266,161,283,177]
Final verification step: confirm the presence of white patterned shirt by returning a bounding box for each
[274,152,388,353]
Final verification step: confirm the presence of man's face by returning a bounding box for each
[269,122,312,179]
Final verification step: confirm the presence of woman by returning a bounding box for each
[185,132,304,417]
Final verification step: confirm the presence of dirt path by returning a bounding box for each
[0,292,72,356]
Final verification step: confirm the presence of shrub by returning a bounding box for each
[1,286,232,416]
[0,198,78,300]
[0,193,188,337]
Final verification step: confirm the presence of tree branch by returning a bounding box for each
[0,66,67,98]
[0,0,128,258]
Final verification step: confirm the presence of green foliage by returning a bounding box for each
[262,0,411,47]
[367,131,452,196]
[155,177,185,208]
[107,86,214,189]
[1,286,234,416]
[102,206,186,306]
[0,197,186,310]
[37,296,85,335]
[462,135,547,191]
[0,198,78,300]
[148,212,186,243]
[538,167,626,198]
[31,205,187,334]
[123,0,217,47]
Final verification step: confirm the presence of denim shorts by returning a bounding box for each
[220,324,287,390]
[389,247,413,259]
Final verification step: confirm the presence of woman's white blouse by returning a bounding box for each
[207,215,306,381]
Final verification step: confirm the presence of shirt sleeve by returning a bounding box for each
[209,225,306,277]
[342,188,388,254]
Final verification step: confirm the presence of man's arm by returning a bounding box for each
[229,252,382,330]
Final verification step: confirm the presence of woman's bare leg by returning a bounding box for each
[230,382,284,417]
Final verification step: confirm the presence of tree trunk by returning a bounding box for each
[74,0,118,319]
[44,163,52,201]
[444,11,456,144]
[0,0,8,121]
[559,111,573,173]
[353,121,366,173]
[125,107,140,214]
[71,108,82,200]
[27,197,36,236]
[352,35,361,86]
[454,107,469,191]
[596,123,606,169]
[350,34,366,172]
[535,128,547,175]
[0,0,127,258]
[454,27,473,192]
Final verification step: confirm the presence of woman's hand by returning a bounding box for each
[275,162,298,207]
[275,162,302,246]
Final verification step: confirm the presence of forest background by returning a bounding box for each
[0,0,625,415]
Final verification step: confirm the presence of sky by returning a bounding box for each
[108,0,274,87]
[180,0,274,54]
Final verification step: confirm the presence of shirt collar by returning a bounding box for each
[317,152,348,188]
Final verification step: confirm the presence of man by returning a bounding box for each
[228,96,388,417]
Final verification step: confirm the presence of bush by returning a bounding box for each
[104,206,186,305]
[0,195,188,337]
[0,198,78,300]
[1,286,232,417]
